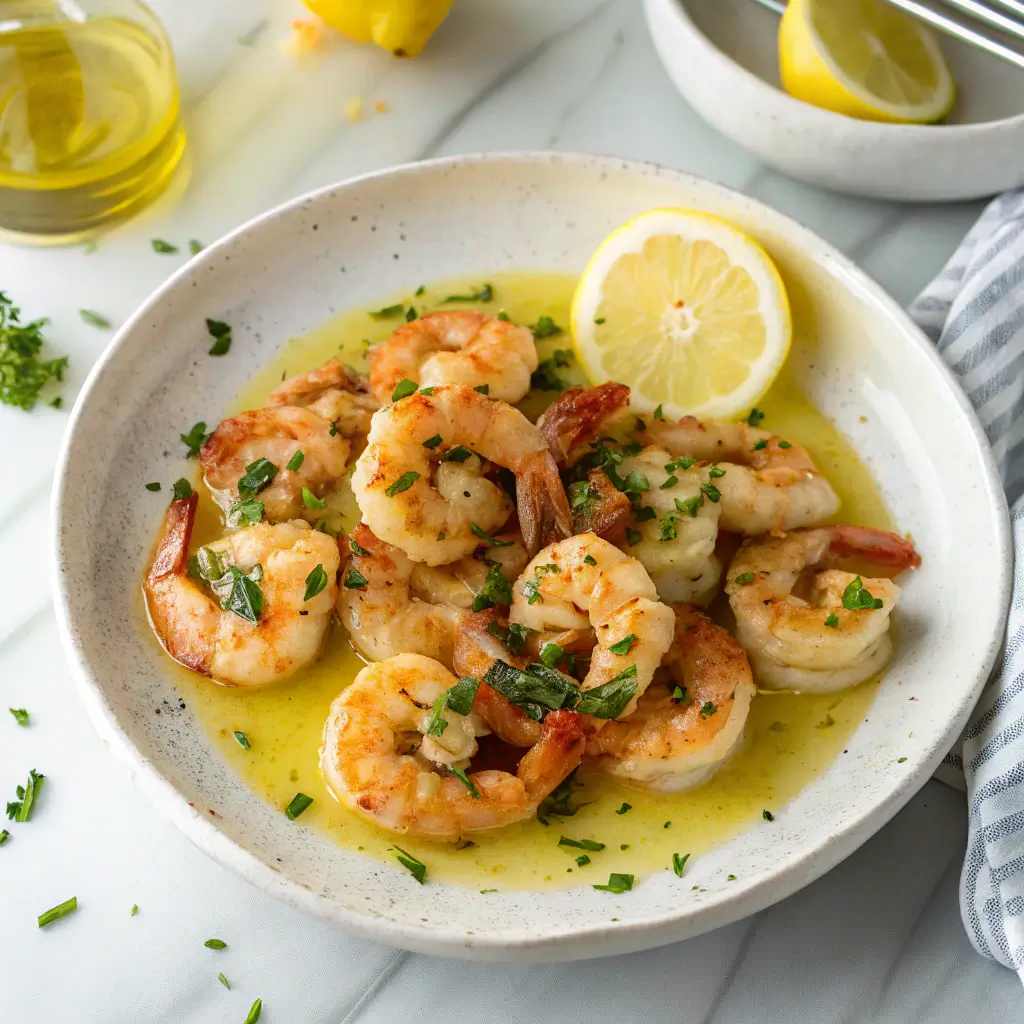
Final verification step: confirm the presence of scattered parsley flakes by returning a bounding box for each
[474,384,489,394]
[243,998,263,1024]
[615,802,632,815]
[442,284,493,304]
[9,708,29,726]
[763,809,775,822]
[393,845,427,883]
[593,873,633,894]
[778,440,792,449]
[626,527,643,546]
[700,701,718,718]
[369,303,404,320]
[145,482,161,492]
[226,498,264,527]
[0,829,8,845]
[38,896,77,928]
[530,315,563,339]
[559,836,605,851]
[671,686,688,704]
[824,613,839,628]
[79,309,112,329]
[303,564,328,600]
[734,572,755,585]
[344,569,369,589]
[180,422,207,458]
[349,537,370,556]
[285,793,313,820]
[752,439,768,451]
[530,349,573,390]
[842,576,883,610]
[583,553,597,566]
[204,938,227,949]
[594,317,606,324]
[0,293,68,411]
[6,769,43,822]
[391,378,417,402]
[608,634,637,656]
[189,239,204,255]
[471,563,513,612]
[422,433,443,449]
[131,904,138,916]
[452,767,480,799]
[301,486,326,510]
[206,319,232,356]
[727,874,737,881]
[470,523,514,547]
[286,450,305,472]
[234,731,250,750]
[672,852,689,877]
[897,756,908,763]
[385,471,420,496]
[151,238,178,254]
[218,972,229,989]
[746,408,764,426]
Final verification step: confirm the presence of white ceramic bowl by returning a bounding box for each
[53,153,1010,962]
[645,0,1024,201]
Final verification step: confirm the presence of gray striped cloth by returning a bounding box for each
[909,190,1024,977]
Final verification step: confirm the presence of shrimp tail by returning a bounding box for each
[518,709,586,806]
[538,382,631,468]
[147,493,197,585]
[517,449,572,555]
[828,525,921,574]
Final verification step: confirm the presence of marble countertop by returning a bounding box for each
[1,0,1021,1019]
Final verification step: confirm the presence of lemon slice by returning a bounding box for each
[779,0,954,124]
[570,208,792,420]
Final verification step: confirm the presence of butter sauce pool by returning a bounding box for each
[169,271,888,891]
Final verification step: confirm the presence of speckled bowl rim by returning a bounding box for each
[660,0,1024,135]
[51,152,1011,960]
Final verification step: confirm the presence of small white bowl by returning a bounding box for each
[645,0,1024,201]
[53,153,1009,961]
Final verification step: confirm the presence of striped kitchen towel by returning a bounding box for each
[909,189,1024,979]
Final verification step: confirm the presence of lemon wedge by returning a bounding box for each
[779,0,954,124]
[570,208,792,420]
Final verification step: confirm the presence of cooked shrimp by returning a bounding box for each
[538,382,632,469]
[369,311,539,405]
[338,524,460,668]
[351,385,571,564]
[268,358,379,450]
[200,406,350,524]
[319,653,585,839]
[640,416,839,535]
[569,468,632,545]
[614,446,722,605]
[726,524,920,692]
[510,534,675,719]
[408,533,530,611]
[586,605,755,791]
[144,494,339,686]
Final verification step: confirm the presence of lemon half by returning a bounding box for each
[570,208,792,421]
[780,0,955,124]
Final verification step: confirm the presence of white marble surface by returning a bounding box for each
[1,0,1020,1019]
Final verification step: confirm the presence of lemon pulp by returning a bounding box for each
[162,270,889,892]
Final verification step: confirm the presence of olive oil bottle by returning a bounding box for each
[0,0,185,240]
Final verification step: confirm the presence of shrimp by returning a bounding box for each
[369,311,539,405]
[726,524,921,692]
[200,406,350,524]
[319,653,585,839]
[614,446,723,605]
[339,524,460,668]
[586,605,756,791]
[538,382,632,470]
[569,468,632,545]
[351,385,571,565]
[509,534,675,720]
[144,493,340,686]
[640,416,839,535]
[408,533,530,611]
[268,358,379,451]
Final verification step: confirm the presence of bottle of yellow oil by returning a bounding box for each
[0,0,185,240]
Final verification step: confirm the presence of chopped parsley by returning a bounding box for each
[897,756,908,763]
[621,470,649,495]
[405,306,418,322]
[180,422,207,458]
[9,708,29,726]
[482,660,578,721]
[593,873,633,894]
[385,471,420,496]
[441,445,473,463]
[204,938,227,949]
[576,854,591,867]
[284,793,313,820]
[734,572,755,584]
[568,480,595,511]
[824,613,839,627]
[474,384,489,395]
[369,303,404,320]
[38,896,77,928]
[746,408,764,427]
[530,349,573,391]
[151,238,178,253]
[608,634,636,656]
[539,642,565,669]
[286,450,305,471]
[212,566,264,624]
[218,972,229,989]
[189,239,203,255]
[301,486,326,509]
[625,528,642,546]
[452,767,480,798]
[778,440,792,449]
[558,836,605,851]
[131,904,138,916]
[442,284,493,304]
[675,493,704,517]
[344,569,369,589]
[206,318,232,356]
[583,554,597,566]
[671,686,688,704]
[633,506,657,523]
[665,456,697,472]
[537,770,581,825]
[349,537,370,556]
[172,478,193,501]
[470,523,513,547]
[752,439,768,451]
[79,309,111,329]
[145,482,161,492]
[530,315,563,339]
[391,378,417,401]
[659,514,678,543]
[615,803,632,815]
[594,317,606,325]
[576,665,638,719]
[471,563,513,612]
[243,998,262,1024]
[486,620,534,656]
[237,458,277,496]
[6,769,43,821]
[700,482,721,503]
[660,475,679,490]
[0,293,69,410]
[708,465,726,478]
[234,731,250,750]
[303,564,328,600]
[419,386,436,395]
[762,810,775,822]
[672,852,690,877]
[653,404,665,420]
[0,829,7,845]
[226,498,264,527]
[392,845,426,883]
[426,676,481,737]
[727,874,737,881]
[700,701,718,718]
[842,576,883,610]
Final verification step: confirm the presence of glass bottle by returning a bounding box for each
[0,0,186,240]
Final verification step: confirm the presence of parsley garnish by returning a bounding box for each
[344,569,368,589]
[234,731,250,750]
[701,482,721,503]
[487,620,534,655]
[452,767,480,798]
[842,576,883,610]
[537,769,581,825]
[286,450,305,471]
[530,315,563,339]
[226,498,264,527]
[303,564,328,600]
[660,475,679,490]
[558,836,605,851]
[385,471,420,496]
[145,482,161,492]
[204,938,227,949]
[708,465,725,478]
[625,527,642,546]
[131,904,138,916]
[349,537,370,556]
[654,404,665,420]
[752,439,768,451]
[659,514,678,543]
[285,793,313,820]
[206,318,232,356]
[762,809,775,821]
[539,642,565,669]
[568,480,595,511]
[415,285,426,296]
[0,294,68,410]
[576,854,591,867]
[442,284,493,304]
[180,422,207,458]
[474,384,489,394]
[0,829,8,845]
[700,701,717,718]
[391,378,417,401]
[393,845,427,882]
[421,433,443,450]
[405,306,417,322]
[471,563,513,612]
[530,349,573,390]
[594,317,606,324]
[746,408,764,427]
[734,572,755,584]
[419,386,436,395]
[9,708,29,726]
[369,304,404,320]
[441,444,473,462]
[593,873,633,894]
[218,972,229,989]
[211,565,264,623]
[778,440,792,449]
[671,685,688,703]
[6,769,43,821]
[189,239,203,255]
[675,493,704,517]
[243,998,262,1024]
[621,470,649,494]
[672,852,689,877]
[470,523,513,547]
[426,676,481,737]
[608,634,636,656]
[237,457,277,496]
[172,478,193,501]
[615,802,632,815]
[583,554,597,566]
[576,665,638,719]
[38,896,77,928]
[151,238,178,253]
[79,309,111,329]
[301,486,326,509]
[824,613,839,627]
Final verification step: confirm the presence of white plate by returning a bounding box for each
[52,153,1010,962]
